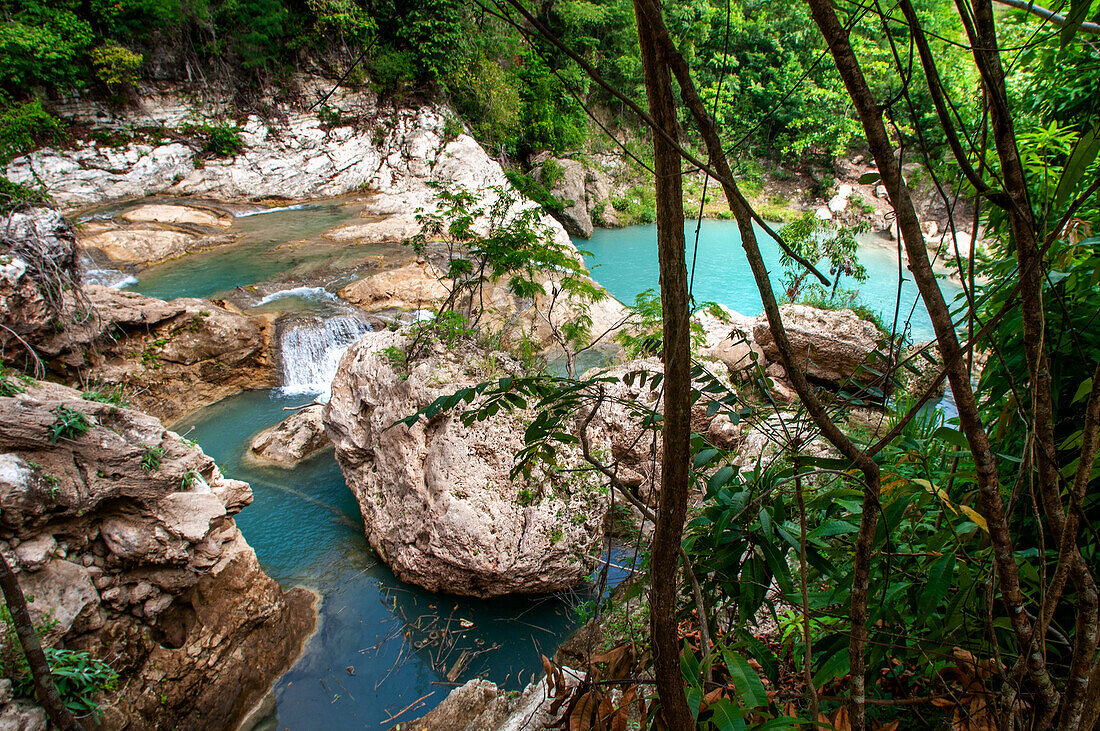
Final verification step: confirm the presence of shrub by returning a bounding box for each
[202,124,244,157]
[0,607,118,721]
[90,44,143,87]
[0,177,50,213]
[49,405,91,443]
[0,99,64,164]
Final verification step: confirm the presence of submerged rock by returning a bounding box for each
[0,381,316,730]
[324,331,610,598]
[248,404,330,467]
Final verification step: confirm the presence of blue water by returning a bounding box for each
[175,390,629,729]
[122,202,396,301]
[578,220,961,343]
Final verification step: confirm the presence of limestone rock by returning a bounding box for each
[0,700,47,731]
[32,285,273,423]
[13,533,56,570]
[17,559,99,640]
[119,203,231,228]
[752,305,884,389]
[696,307,763,378]
[324,213,422,243]
[325,331,610,597]
[902,341,946,400]
[408,667,583,730]
[532,157,593,238]
[338,259,449,311]
[0,380,316,731]
[248,405,330,467]
[80,226,197,266]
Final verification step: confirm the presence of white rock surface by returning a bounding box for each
[324,331,610,597]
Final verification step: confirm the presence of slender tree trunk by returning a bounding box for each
[632,2,694,727]
[802,0,1061,721]
[0,552,83,731]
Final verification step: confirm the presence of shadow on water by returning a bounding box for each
[175,389,631,729]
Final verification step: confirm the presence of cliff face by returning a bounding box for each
[4,77,515,212]
[0,379,316,730]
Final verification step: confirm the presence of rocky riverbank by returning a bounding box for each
[0,379,316,729]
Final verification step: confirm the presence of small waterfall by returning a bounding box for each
[80,257,137,288]
[258,286,335,305]
[279,315,373,399]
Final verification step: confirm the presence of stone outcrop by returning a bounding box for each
[5,79,544,218]
[0,380,315,730]
[338,259,449,311]
[324,330,611,598]
[901,340,946,400]
[752,304,885,390]
[78,202,237,267]
[248,404,330,467]
[696,307,763,379]
[404,667,582,731]
[530,155,618,238]
[32,285,274,423]
[0,208,79,361]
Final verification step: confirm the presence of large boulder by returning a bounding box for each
[324,331,610,597]
[0,380,316,731]
[532,157,592,238]
[530,156,619,238]
[752,304,884,389]
[248,404,330,467]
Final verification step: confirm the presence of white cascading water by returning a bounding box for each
[80,257,137,288]
[279,315,372,399]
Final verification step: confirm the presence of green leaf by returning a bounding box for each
[707,700,748,731]
[919,550,956,615]
[722,649,768,708]
[858,171,881,184]
[1055,123,1100,210]
[1061,0,1095,49]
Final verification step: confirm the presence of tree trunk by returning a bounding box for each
[632,1,694,727]
[0,551,84,731]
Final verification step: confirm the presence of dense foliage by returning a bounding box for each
[0,0,982,163]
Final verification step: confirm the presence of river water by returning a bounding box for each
[102,201,955,727]
[579,219,963,343]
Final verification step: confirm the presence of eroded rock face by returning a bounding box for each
[248,404,330,467]
[530,156,618,238]
[324,331,610,597]
[0,381,315,731]
[407,667,582,731]
[78,202,237,267]
[0,208,79,361]
[32,284,274,423]
[752,304,884,389]
[337,259,449,311]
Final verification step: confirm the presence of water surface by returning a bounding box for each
[176,390,625,728]
[579,220,962,342]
